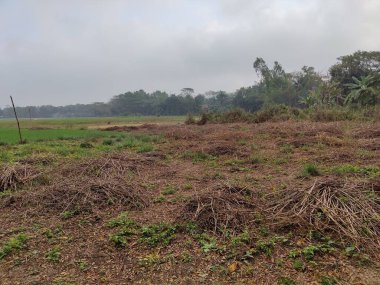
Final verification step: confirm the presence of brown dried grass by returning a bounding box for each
[0,163,40,192]
[18,153,153,214]
[179,183,257,234]
[266,178,380,248]
[26,177,148,214]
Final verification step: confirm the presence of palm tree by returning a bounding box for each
[344,75,379,106]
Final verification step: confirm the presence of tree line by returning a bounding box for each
[1,50,379,119]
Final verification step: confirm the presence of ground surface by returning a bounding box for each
[0,119,379,284]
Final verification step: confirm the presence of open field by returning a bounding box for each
[0,116,186,129]
[0,118,380,284]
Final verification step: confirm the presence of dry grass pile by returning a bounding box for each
[179,184,257,234]
[28,177,148,214]
[204,143,238,156]
[352,122,380,139]
[102,123,158,132]
[0,163,40,192]
[20,154,152,213]
[266,179,380,248]
[60,154,157,179]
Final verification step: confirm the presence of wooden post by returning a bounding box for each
[10,96,23,144]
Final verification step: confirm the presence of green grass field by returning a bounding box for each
[0,128,121,145]
[0,116,185,129]
[0,116,176,162]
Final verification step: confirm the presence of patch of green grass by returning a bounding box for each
[79,142,93,148]
[0,128,119,145]
[280,144,294,154]
[302,245,319,260]
[46,247,61,263]
[256,236,288,256]
[249,154,265,164]
[138,252,162,267]
[344,246,357,257]
[278,276,295,285]
[43,227,63,240]
[108,212,138,247]
[198,234,218,253]
[0,116,186,129]
[102,139,114,146]
[183,151,216,162]
[180,251,193,263]
[289,249,300,259]
[153,194,166,203]
[161,185,177,196]
[109,231,130,247]
[76,259,89,271]
[320,276,337,285]
[330,164,380,177]
[302,163,320,176]
[183,183,193,190]
[107,212,134,228]
[137,143,154,153]
[0,233,28,260]
[256,239,276,256]
[301,241,334,260]
[293,259,304,271]
[107,213,137,246]
[139,223,177,247]
[230,230,251,247]
[0,131,162,163]
[60,210,78,220]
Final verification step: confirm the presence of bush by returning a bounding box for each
[185,114,197,125]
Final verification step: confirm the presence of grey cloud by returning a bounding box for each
[0,0,379,107]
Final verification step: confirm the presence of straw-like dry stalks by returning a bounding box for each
[0,163,40,192]
[179,184,256,234]
[266,179,380,248]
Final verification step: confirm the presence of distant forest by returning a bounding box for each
[1,50,379,118]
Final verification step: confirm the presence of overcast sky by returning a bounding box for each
[1,0,379,107]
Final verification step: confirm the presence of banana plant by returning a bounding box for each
[344,75,379,106]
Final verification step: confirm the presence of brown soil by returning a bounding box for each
[1,121,380,285]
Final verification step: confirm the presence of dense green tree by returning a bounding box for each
[232,86,263,112]
[329,51,380,95]
[253,58,297,106]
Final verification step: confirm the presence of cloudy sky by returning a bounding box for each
[1,0,379,107]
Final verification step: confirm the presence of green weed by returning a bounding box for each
[161,185,177,195]
[303,163,320,176]
[46,247,61,263]
[139,223,177,247]
[320,276,337,285]
[0,233,28,260]
[278,276,295,285]
[330,164,379,177]
[293,259,304,271]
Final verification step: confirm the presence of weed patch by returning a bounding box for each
[0,233,28,260]
[139,223,177,247]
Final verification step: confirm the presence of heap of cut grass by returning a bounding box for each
[179,184,257,234]
[0,163,40,192]
[20,154,152,214]
[266,178,380,249]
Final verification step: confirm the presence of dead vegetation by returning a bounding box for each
[101,123,159,132]
[179,184,257,234]
[1,120,380,284]
[0,163,41,192]
[26,177,148,214]
[266,178,380,248]
[13,153,156,214]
